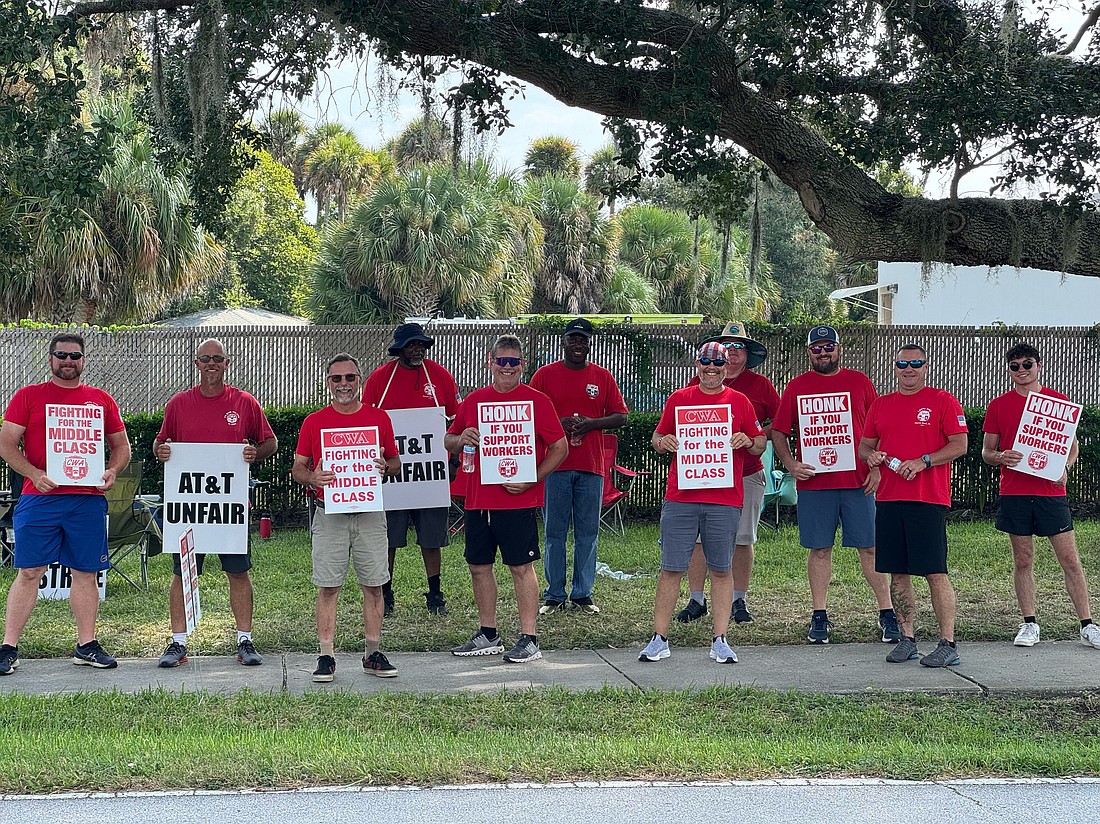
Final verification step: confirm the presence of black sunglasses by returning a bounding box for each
[493,357,522,367]
[196,354,227,363]
[895,359,926,369]
[51,351,84,360]
[328,373,360,383]
[809,344,836,354]
[698,357,728,367]
[1008,360,1035,371]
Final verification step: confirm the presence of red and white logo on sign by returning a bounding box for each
[819,447,838,467]
[1027,451,1048,471]
[498,458,518,479]
[63,456,88,481]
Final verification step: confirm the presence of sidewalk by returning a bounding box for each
[2,641,1100,697]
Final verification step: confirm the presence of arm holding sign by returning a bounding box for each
[98,428,131,492]
[770,429,816,481]
[503,435,568,495]
[246,436,278,464]
[981,432,1024,471]
[0,420,56,492]
[291,453,335,488]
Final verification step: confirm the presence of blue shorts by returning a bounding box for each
[13,494,109,572]
[797,488,876,550]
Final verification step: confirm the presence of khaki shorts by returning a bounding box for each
[736,470,766,546]
[310,508,389,587]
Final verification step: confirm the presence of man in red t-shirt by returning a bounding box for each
[771,325,896,645]
[674,320,780,627]
[530,318,628,615]
[860,344,968,668]
[0,333,131,676]
[293,353,402,682]
[445,335,568,663]
[981,343,1100,650]
[363,322,461,617]
[639,342,766,666]
[153,339,278,669]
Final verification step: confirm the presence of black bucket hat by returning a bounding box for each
[388,322,434,356]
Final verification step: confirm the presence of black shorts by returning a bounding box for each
[172,551,252,576]
[995,495,1074,538]
[463,508,540,567]
[874,501,949,576]
[386,507,450,549]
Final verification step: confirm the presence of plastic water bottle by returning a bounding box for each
[461,444,477,473]
[569,413,583,447]
[884,455,902,472]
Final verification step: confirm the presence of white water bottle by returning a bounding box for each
[884,455,902,472]
[461,444,476,473]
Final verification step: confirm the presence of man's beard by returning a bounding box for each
[811,359,839,375]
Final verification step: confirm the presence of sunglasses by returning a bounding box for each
[698,358,728,367]
[493,357,522,368]
[809,344,836,354]
[51,351,84,360]
[1008,360,1035,371]
[895,359,926,369]
[196,354,227,364]
[328,373,360,383]
[723,342,746,350]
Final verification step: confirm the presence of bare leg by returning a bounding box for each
[509,562,540,635]
[469,563,498,627]
[732,543,753,594]
[709,567,733,637]
[3,566,46,646]
[315,586,340,646]
[858,547,893,610]
[362,584,383,643]
[421,547,442,579]
[685,543,707,595]
[927,573,956,641]
[1049,531,1092,620]
[808,547,832,610]
[891,574,917,638]
[226,571,254,632]
[68,570,102,646]
[168,574,186,634]
[652,570,685,637]
[1009,534,1037,616]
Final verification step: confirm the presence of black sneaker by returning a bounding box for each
[732,598,754,624]
[236,638,263,666]
[313,655,336,682]
[0,644,18,676]
[502,634,542,663]
[425,591,448,616]
[158,640,188,668]
[674,598,708,623]
[72,640,118,669]
[807,612,832,644]
[879,610,902,643]
[383,594,395,617]
[363,650,398,677]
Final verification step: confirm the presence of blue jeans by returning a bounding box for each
[542,470,604,602]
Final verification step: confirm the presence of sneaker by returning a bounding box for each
[732,598,754,625]
[383,593,395,617]
[425,591,448,616]
[72,640,117,669]
[674,598,708,623]
[569,597,601,614]
[1080,623,1100,649]
[0,644,18,676]
[158,640,189,668]
[538,600,566,616]
[807,612,832,644]
[312,655,336,682]
[451,631,505,657]
[502,635,542,663]
[879,611,902,643]
[638,633,670,662]
[236,638,263,666]
[709,635,738,664]
[886,636,919,663]
[919,639,961,668]
[1014,622,1041,647]
[363,650,398,677]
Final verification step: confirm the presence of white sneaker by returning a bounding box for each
[1013,622,1041,647]
[1080,623,1100,649]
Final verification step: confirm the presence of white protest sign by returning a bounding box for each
[1011,392,1082,481]
[38,564,106,601]
[163,443,249,554]
[675,404,735,490]
[796,392,856,473]
[321,426,384,513]
[179,529,202,633]
[382,407,450,511]
[45,403,105,487]
[477,400,537,485]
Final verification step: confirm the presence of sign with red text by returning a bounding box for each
[322,426,384,512]
[45,403,105,486]
[675,404,734,490]
[1011,392,1082,481]
[381,407,449,511]
[796,392,856,473]
[179,529,202,633]
[164,443,249,554]
[477,400,536,484]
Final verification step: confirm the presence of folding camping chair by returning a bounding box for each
[106,463,162,590]
[759,441,798,529]
[599,433,644,536]
[0,468,22,567]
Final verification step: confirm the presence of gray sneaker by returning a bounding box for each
[450,631,505,657]
[158,640,189,668]
[919,639,961,668]
[638,633,670,662]
[709,635,738,664]
[886,636,919,663]
[502,634,542,663]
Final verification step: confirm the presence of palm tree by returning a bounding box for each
[524,136,581,180]
[615,203,711,312]
[388,117,452,169]
[602,262,659,313]
[298,124,380,224]
[258,109,305,173]
[583,144,626,215]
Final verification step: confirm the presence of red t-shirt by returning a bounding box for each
[157,385,275,446]
[529,360,629,475]
[362,359,460,417]
[689,369,779,476]
[655,385,764,507]
[448,383,566,510]
[4,381,126,496]
[294,404,399,467]
[984,386,1072,497]
[863,387,968,506]
[772,368,877,490]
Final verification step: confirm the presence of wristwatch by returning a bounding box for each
[921,454,932,469]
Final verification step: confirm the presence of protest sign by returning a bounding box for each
[179,529,202,632]
[477,400,537,484]
[45,403,105,487]
[381,407,449,510]
[796,392,856,473]
[38,564,106,601]
[675,404,735,490]
[321,426,384,513]
[163,443,249,554]
[1011,392,1082,481]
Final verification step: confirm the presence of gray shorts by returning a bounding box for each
[797,488,876,550]
[737,470,766,546]
[386,507,450,549]
[310,507,389,588]
[661,501,740,573]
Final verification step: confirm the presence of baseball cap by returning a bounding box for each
[807,325,840,346]
[564,318,595,337]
